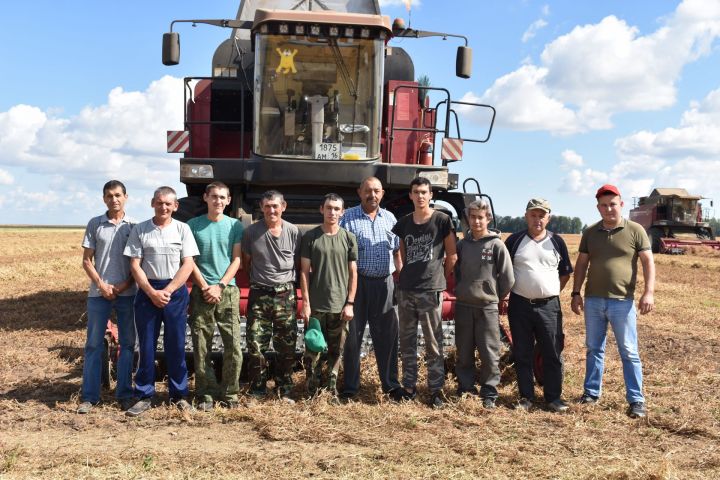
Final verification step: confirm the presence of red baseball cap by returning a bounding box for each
[595,184,621,198]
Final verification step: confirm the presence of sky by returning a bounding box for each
[1,0,719,225]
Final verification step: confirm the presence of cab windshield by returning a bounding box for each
[254,32,383,160]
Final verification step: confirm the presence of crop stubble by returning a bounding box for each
[0,228,718,479]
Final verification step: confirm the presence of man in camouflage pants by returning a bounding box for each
[300,194,358,400]
[241,190,301,403]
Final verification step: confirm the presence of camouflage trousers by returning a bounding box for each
[246,284,297,395]
[304,311,348,396]
[189,285,242,403]
[397,290,445,393]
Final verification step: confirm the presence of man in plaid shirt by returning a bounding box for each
[340,177,403,399]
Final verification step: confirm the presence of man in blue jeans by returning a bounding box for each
[571,184,655,418]
[78,180,137,414]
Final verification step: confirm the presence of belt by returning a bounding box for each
[511,293,558,305]
[359,273,390,280]
[250,283,294,296]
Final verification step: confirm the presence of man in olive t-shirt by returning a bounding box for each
[300,194,358,399]
[571,184,655,419]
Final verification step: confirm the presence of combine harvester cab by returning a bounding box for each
[630,188,719,254]
[156,0,497,369]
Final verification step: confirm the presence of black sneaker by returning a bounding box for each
[429,392,445,409]
[339,391,357,401]
[579,393,599,405]
[547,399,569,413]
[220,399,240,409]
[628,402,647,418]
[126,398,152,417]
[457,386,480,397]
[515,398,533,412]
[119,398,137,412]
[390,387,417,402]
[482,397,497,409]
[248,389,267,399]
[172,398,195,412]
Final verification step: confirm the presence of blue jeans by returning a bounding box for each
[81,295,136,403]
[583,297,644,404]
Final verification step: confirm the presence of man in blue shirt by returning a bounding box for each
[340,177,402,399]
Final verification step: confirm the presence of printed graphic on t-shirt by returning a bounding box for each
[481,247,493,262]
[405,232,434,264]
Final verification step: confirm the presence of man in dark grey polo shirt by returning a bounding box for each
[77,180,137,414]
[241,190,301,403]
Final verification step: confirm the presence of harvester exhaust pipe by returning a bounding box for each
[163,32,180,65]
[456,46,472,79]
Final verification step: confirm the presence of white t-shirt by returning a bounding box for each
[511,235,562,299]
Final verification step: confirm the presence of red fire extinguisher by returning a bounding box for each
[418,136,433,165]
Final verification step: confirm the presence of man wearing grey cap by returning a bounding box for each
[505,198,573,413]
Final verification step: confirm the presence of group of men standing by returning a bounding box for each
[78,178,654,418]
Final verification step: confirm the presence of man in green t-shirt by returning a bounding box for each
[571,184,655,419]
[188,182,244,411]
[300,193,358,400]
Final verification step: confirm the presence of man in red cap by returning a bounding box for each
[571,184,655,418]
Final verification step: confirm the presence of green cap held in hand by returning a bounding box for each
[304,317,328,353]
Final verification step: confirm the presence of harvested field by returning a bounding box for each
[1,227,719,479]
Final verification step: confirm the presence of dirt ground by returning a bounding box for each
[1,227,719,479]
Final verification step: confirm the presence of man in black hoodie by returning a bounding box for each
[505,198,573,413]
[454,199,514,408]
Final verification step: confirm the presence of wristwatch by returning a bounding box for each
[571,291,581,297]
[218,282,227,290]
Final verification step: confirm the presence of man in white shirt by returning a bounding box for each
[504,198,573,413]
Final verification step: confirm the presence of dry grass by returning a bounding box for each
[1,228,719,479]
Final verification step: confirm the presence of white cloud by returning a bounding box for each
[560,149,584,168]
[561,85,720,201]
[0,168,13,185]
[474,0,720,134]
[522,19,548,43]
[610,85,720,200]
[461,66,579,135]
[0,76,186,224]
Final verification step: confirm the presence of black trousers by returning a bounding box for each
[508,293,564,402]
[342,274,400,395]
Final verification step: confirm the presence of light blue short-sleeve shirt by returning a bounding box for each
[124,218,199,280]
[82,213,138,297]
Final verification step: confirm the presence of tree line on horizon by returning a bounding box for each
[493,215,584,234]
[493,216,720,237]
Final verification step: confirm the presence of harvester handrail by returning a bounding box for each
[434,99,496,144]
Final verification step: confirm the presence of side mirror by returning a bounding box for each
[162,32,180,66]
[456,46,472,79]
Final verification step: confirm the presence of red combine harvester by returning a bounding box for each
[129,0,500,379]
[629,188,719,254]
